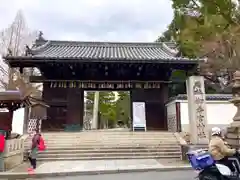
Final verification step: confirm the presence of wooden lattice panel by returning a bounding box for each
[27,119,42,133]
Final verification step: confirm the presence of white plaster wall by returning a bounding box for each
[180,101,236,132]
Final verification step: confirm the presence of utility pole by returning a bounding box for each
[92,91,99,129]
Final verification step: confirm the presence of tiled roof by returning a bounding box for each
[11,40,203,63]
[164,42,178,49]
[169,94,232,102]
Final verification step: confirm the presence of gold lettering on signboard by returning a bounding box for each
[82,83,87,88]
[135,83,142,88]
[97,83,100,88]
[87,83,91,88]
[108,83,114,89]
[104,83,108,88]
[152,83,156,88]
[73,82,77,88]
[101,83,105,88]
[148,83,152,89]
[69,82,73,88]
[99,83,103,88]
[86,83,91,88]
[117,83,123,88]
[128,82,133,88]
[144,83,148,89]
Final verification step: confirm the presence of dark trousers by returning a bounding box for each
[28,157,37,169]
[218,157,235,172]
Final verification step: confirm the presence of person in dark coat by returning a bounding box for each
[28,129,41,172]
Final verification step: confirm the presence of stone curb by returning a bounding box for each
[2,166,192,179]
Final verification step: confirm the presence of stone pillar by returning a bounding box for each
[92,91,99,130]
[226,71,240,147]
[186,76,208,144]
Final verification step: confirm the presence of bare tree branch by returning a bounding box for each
[0,10,41,97]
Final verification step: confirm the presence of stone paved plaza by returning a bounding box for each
[29,171,195,180]
[10,159,190,174]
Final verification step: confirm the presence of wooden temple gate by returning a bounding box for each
[4,38,201,132]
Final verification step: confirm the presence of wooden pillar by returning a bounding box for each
[161,84,168,130]
[131,86,168,131]
[66,89,84,131]
[23,107,29,134]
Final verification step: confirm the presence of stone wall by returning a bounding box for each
[4,138,24,170]
[167,102,177,132]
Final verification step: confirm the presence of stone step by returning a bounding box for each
[45,138,177,141]
[39,148,181,154]
[44,141,178,145]
[44,137,177,139]
[24,144,180,150]
[43,145,181,150]
[42,134,176,137]
[42,132,175,135]
[38,151,181,158]
[44,137,177,140]
[42,137,176,140]
[43,137,176,141]
[42,131,174,134]
[42,134,175,138]
[44,139,178,143]
[37,155,181,161]
[45,143,179,148]
[25,132,182,161]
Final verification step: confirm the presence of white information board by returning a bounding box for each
[132,102,146,131]
[12,108,25,135]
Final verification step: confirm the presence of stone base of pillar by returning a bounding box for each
[226,126,240,148]
[226,71,240,148]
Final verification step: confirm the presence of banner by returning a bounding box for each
[0,135,5,152]
[132,102,146,131]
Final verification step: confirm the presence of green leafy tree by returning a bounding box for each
[85,91,117,128]
[115,91,131,127]
[157,0,240,93]
[85,91,94,112]
[99,91,116,122]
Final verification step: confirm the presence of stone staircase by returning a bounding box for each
[25,131,182,161]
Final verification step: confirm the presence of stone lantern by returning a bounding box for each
[226,71,240,147]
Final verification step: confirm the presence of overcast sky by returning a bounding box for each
[0,0,173,42]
